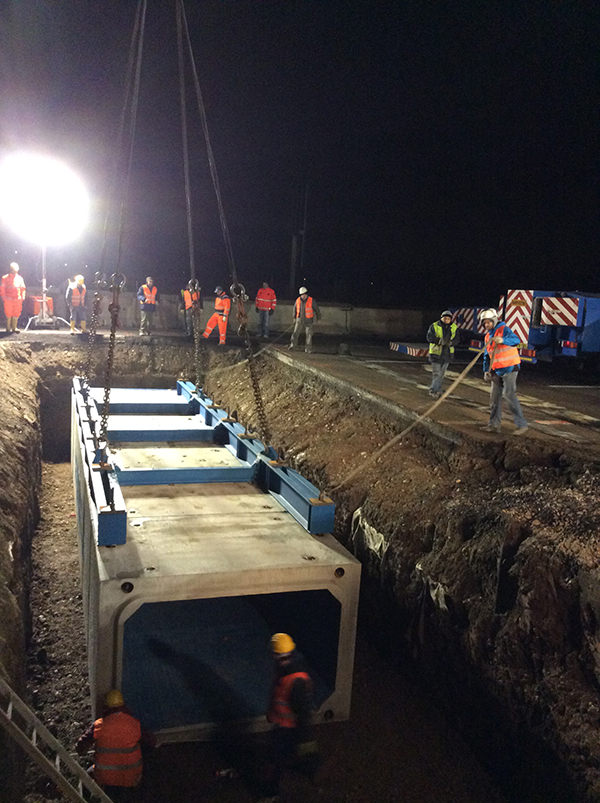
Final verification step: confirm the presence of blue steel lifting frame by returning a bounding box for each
[71,378,335,547]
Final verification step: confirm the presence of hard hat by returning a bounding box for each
[214,286,223,294]
[440,310,452,318]
[75,274,84,283]
[9,261,19,271]
[105,689,124,708]
[270,632,296,655]
[298,286,308,295]
[480,308,498,323]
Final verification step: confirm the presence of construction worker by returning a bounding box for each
[181,279,202,336]
[76,689,154,802]
[426,310,459,398]
[289,286,320,353]
[258,633,319,802]
[66,274,87,334]
[255,280,277,339]
[480,308,528,435]
[202,285,231,344]
[136,276,159,336]
[0,261,26,333]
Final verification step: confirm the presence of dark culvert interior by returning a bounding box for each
[1,341,599,802]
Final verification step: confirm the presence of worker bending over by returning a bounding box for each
[1,261,26,333]
[289,286,320,353]
[77,689,155,802]
[202,285,231,344]
[480,308,528,435]
[66,274,87,333]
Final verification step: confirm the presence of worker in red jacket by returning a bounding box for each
[202,285,231,344]
[0,261,26,333]
[255,281,277,339]
[258,633,320,801]
[77,689,154,801]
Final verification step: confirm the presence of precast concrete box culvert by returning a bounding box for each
[71,380,360,742]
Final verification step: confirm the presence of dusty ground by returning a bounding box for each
[1,339,600,801]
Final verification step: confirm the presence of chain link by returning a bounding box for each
[83,272,106,386]
[99,274,126,450]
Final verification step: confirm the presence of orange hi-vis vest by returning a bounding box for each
[485,325,521,371]
[215,293,231,316]
[183,289,200,310]
[294,296,313,319]
[1,273,26,300]
[93,711,142,788]
[71,286,86,306]
[267,671,311,728]
[141,285,157,304]
[255,287,277,311]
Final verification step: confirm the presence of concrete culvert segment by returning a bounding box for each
[0,340,599,801]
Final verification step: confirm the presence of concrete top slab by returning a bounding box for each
[111,442,241,470]
[91,388,188,406]
[107,414,208,432]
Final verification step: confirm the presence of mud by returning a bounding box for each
[0,340,599,801]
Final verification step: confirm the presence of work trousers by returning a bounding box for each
[3,299,22,320]
[257,309,271,338]
[489,370,527,428]
[429,361,449,394]
[202,313,228,344]
[291,319,313,352]
[139,309,155,335]
[70,305,87,326]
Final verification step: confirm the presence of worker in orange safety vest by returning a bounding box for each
[181,279,202,336]
[202,286,231,344]
[480,307,528,435]
[76,689,155,801]
[258,632,320,801]
[66,274,87,334]
[255,281,277,339]
[0,261,26,333]
[289,286,320,353]
[136,276,159,336]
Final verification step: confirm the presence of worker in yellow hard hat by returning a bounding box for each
[257,633,320,801]
[77,689,155,800]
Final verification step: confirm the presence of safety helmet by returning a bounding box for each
[75,274,84,283]
[9,261,19,271]
[440,310,452,318]
[270,632,296,655]
[298,286,308,295]
[480,308,498,325]
[214,286,223,294]
[105,689,124,708]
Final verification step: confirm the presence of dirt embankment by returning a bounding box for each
[1,341,600,800]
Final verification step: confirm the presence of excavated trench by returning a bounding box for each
[1,341,600,802]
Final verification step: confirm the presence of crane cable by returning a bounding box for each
[176,0,272,445]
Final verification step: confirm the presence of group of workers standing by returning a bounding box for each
[76,632,317,802]
[426,307,528,435]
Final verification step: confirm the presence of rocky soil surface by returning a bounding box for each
[1,339,599,801]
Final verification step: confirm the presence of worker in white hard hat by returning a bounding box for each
[258,633,319,801]
[202,285,231,344]
[77,689,155,800]
[426,309,459,398]
[480,308,528,435]
[0,261,26,333]
[289,286,320,353]
[66,274,87,334]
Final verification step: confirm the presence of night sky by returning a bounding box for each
[0,0,597,308]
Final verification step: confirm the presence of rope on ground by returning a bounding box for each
[327,346,486,494]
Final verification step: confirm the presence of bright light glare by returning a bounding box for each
[0,152,89,247]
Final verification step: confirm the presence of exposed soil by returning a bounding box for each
[1,340,600,802]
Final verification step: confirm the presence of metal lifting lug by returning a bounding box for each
[110,272,127,290]
[229,281,248,301]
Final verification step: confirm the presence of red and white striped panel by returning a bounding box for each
[452,307,474,330]
[540,296,579,327]
[497,295,505,317]
[505,289,533,345]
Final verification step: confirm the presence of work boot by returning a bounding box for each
[481,423,501,433]
[513,425,529,436]
[80,320,87,333]
[70,320,76,334]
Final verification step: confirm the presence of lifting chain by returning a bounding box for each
[99,274,126,451]
[188,279,208,394]
[83,272,106,387]
[229,282,271,446]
